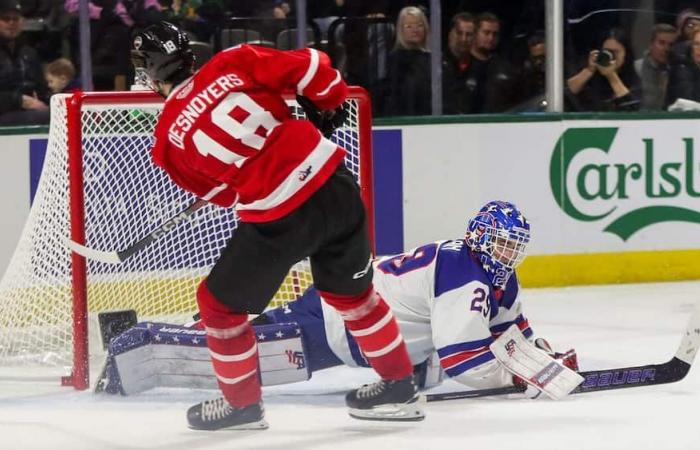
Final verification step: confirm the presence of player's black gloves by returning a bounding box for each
[296,94,348,138]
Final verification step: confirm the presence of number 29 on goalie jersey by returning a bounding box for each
[371,240,533,387]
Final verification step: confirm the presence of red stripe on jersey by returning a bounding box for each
[517,319,530,332]
[440,347,490,369]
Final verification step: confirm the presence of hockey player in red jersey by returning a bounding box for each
[99,200,580,400]
[131,21,423,430]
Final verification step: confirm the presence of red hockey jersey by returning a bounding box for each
[151,45,348,222]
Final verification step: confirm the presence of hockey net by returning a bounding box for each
[0,88,373,389]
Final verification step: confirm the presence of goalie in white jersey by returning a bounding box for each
[254,199,576,390]
[102,200,578,395]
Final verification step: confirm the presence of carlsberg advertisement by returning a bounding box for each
[552,126,700,242]
[399,118,700,256]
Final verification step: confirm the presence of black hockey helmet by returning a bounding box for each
[131,21,195,86]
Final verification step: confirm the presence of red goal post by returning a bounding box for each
[0,87,374,390]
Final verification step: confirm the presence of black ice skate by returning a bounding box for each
[187,398,268,431]
[346,375,425,421]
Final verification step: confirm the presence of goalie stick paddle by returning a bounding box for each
[424,307,700,403]
[67,199,208,264]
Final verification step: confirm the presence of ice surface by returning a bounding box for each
[1,281,699,450]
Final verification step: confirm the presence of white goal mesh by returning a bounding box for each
[0,89,373,387]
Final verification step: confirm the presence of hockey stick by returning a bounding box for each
[424,307,700,402]
[67,199,208,264]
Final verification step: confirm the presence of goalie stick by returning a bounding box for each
[67,199,208,264]
[424,307,700,403]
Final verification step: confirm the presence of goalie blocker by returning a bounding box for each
[490,324,584,400]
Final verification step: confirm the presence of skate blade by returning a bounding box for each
[349,403,425,422]
[189,419,269,431]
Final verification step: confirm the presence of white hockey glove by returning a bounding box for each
[513,338,579,399]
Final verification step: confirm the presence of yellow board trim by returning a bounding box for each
[518,249,700,287]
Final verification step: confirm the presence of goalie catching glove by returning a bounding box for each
[296,94,349,138]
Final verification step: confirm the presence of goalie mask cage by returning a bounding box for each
[0,87,373,390]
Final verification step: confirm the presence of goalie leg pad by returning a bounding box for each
[489,325,584,400]
[98,321,311,395]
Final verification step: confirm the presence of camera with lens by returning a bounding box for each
[596,49,614,67]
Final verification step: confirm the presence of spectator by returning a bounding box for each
[123,0,162,30]
[340,0,390,17]
[671,8,700,65]
[20,0,64,62]
[223,1,291,46]
[64,0,133,90]
[157,0,188,24]
[228,1,289,18]
[385,6,431,116]
[566,28,640,112]
[274,2,291,18]
[0,0,49,125]
[512,30,546,111]
[336,1,392,101]
[666,28,700,106]
[309,0,343,37]
[465,11,516,113]
[178,0,222,43]
[442,12,475,114]
[635,23,677,111]
[44,57,80,94]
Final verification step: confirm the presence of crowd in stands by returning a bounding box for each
[4,0,700,125]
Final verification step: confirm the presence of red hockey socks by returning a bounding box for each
[320,286,413,380]
[196,281,261,408]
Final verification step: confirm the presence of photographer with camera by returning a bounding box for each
[566,28,640,112]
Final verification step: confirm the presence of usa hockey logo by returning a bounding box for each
[505,339,516,357]
[285,350,306,369]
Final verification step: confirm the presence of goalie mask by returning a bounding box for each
[465,201,531,289]
[131,21,195,90]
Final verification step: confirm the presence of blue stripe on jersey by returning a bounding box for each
[499,273,520,310]
[490,315,524,334]
[444,351,496,377]
[437,337,493,358]
[434,240,490,298]
[489,314,530,334]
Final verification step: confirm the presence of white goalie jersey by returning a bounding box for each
[320,239,533,389]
